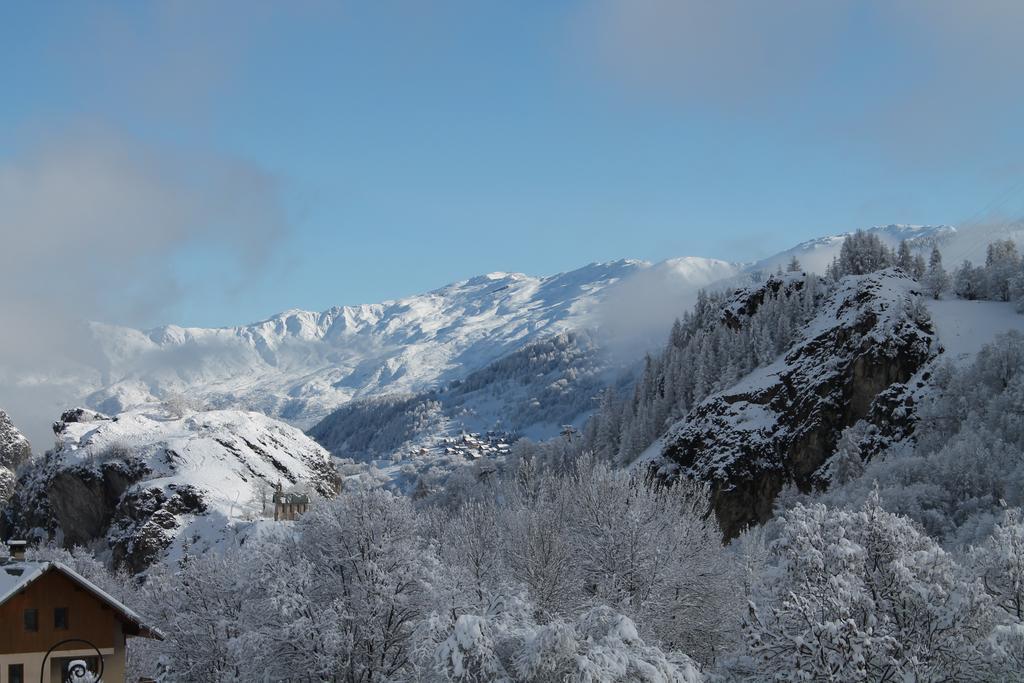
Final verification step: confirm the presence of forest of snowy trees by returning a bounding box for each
[27,436,1024,681]
[11,231,1024,681]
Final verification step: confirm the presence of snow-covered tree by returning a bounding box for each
[424,454,742,666]
[912,253,926,280]
[985,239,1021,302]
[809,332,1024,547]
[923,245,949,299]
[895,239,914,274]
[954,259,986,300]
[831,230,893,278]
[0,467,14,503]
[971,508,1024,623]
[139,546,255,681]
[823,423,866,485]
[161,392,195,418]
[739,495,995,681]
[425,605,704,682]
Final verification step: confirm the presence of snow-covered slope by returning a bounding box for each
[1,406,337,572]
[926,298,1024,363]
[309,330,615,456]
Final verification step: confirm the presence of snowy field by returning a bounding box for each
[926,298,1024,363]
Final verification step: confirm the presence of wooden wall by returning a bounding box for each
[0,570,122,655]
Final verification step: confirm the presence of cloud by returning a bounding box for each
[571,0,849,106]
[570,1,1024,162]
[595,258,740,360]
[61,1,338,126]
[0,127,288,448]
[0,2,341,448]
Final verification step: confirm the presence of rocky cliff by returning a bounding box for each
[2,406,338,573]
[0,410,32,502]
[655,270,938,538]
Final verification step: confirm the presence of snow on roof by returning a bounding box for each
[0,561,47,605]
[0,560,163,640]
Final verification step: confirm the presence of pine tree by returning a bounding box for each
[985,239,1021,301]
[826,424,866,485]
[896,239,915,274]
[954,260,984,300]
[786,255,802,272]
[835,230,893,277]
[912,253,926,280]
[923,245,950,299]
[592,388,620,462]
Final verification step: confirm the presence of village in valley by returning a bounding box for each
[431,430,515,460]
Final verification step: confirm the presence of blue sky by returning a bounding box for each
[2,1,1024,329]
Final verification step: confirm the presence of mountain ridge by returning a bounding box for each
[79,257,740,430]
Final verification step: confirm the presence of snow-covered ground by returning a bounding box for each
[927,298,1024,363]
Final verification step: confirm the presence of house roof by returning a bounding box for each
[0,561,163,640]
[273,491,309,504]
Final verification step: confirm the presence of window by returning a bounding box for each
[23,608,37,632]
[8,663,24,683]
[55,606,69,629]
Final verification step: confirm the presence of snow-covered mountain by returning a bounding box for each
[3,224,966,454]
[75,258,740,430]
[69,227,953,422]
[1,405,337,572]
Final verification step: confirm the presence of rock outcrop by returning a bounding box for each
[2,406,338,573]
[0,410,32,502]
[656,270,938,538]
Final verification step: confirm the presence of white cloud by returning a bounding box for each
[0,127,288,447]
[570,1,1024,162]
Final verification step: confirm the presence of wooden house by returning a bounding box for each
[0,541,162,683]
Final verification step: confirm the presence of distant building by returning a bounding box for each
[273,483,310,521]
[0,540,162,683]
